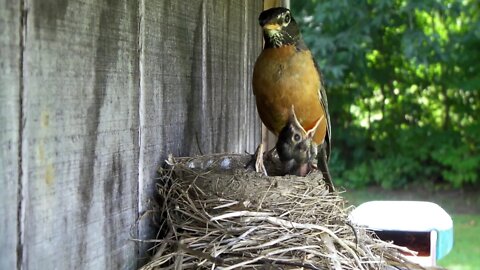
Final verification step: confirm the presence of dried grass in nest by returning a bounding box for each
[140,154,426,270]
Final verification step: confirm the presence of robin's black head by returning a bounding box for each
[258,7,302,48]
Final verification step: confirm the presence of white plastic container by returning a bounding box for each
[349,201,453,266]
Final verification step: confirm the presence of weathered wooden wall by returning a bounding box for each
[0,1,21,269]
[0,0,263,269]
[22,1,141,269]
[137,0,263,262]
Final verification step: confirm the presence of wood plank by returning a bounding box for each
[137,0,263,260]
[0,1,21,269]
[23,0,139,269]
[137,0,203,260]
[204,0,262,154]
[264,0,290,10]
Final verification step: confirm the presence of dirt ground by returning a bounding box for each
[342,185,480,215]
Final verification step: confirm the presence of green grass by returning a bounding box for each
[342,188,480,269]
[438,215,480,270]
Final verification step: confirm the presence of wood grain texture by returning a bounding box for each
[2,0,263,269]
[23,0,139,269]
[137,0,263,260]
[204,0,262,155]
[0,1,20,269]
[264,0,290,9]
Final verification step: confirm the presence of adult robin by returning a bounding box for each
[252,7,335,192]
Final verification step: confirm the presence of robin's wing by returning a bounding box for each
[313,58,331,162]
[313,58,335,192]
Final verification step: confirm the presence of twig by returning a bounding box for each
[242,216,366,270]
[210,211,274,221]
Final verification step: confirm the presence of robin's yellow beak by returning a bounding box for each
[263,23,281,39]
[263,23,281,32]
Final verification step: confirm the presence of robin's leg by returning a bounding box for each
[245,143,268,176]
[254,143,268,176]
[317,144,335,192]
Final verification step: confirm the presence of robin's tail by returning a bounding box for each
[318,145,335,192]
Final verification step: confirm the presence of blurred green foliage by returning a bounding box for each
[291,0,480,189]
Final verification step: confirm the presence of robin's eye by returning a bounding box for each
[284,13,291,24]
[293,133,301,142]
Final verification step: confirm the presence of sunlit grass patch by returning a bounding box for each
[438,215,480,270]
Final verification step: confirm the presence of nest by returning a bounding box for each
[140,154,426,270]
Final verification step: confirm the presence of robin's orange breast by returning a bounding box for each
[253,45,327,145]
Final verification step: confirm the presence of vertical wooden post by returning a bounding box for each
[0,1,21,269]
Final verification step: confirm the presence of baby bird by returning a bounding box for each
[276,106,323,177]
